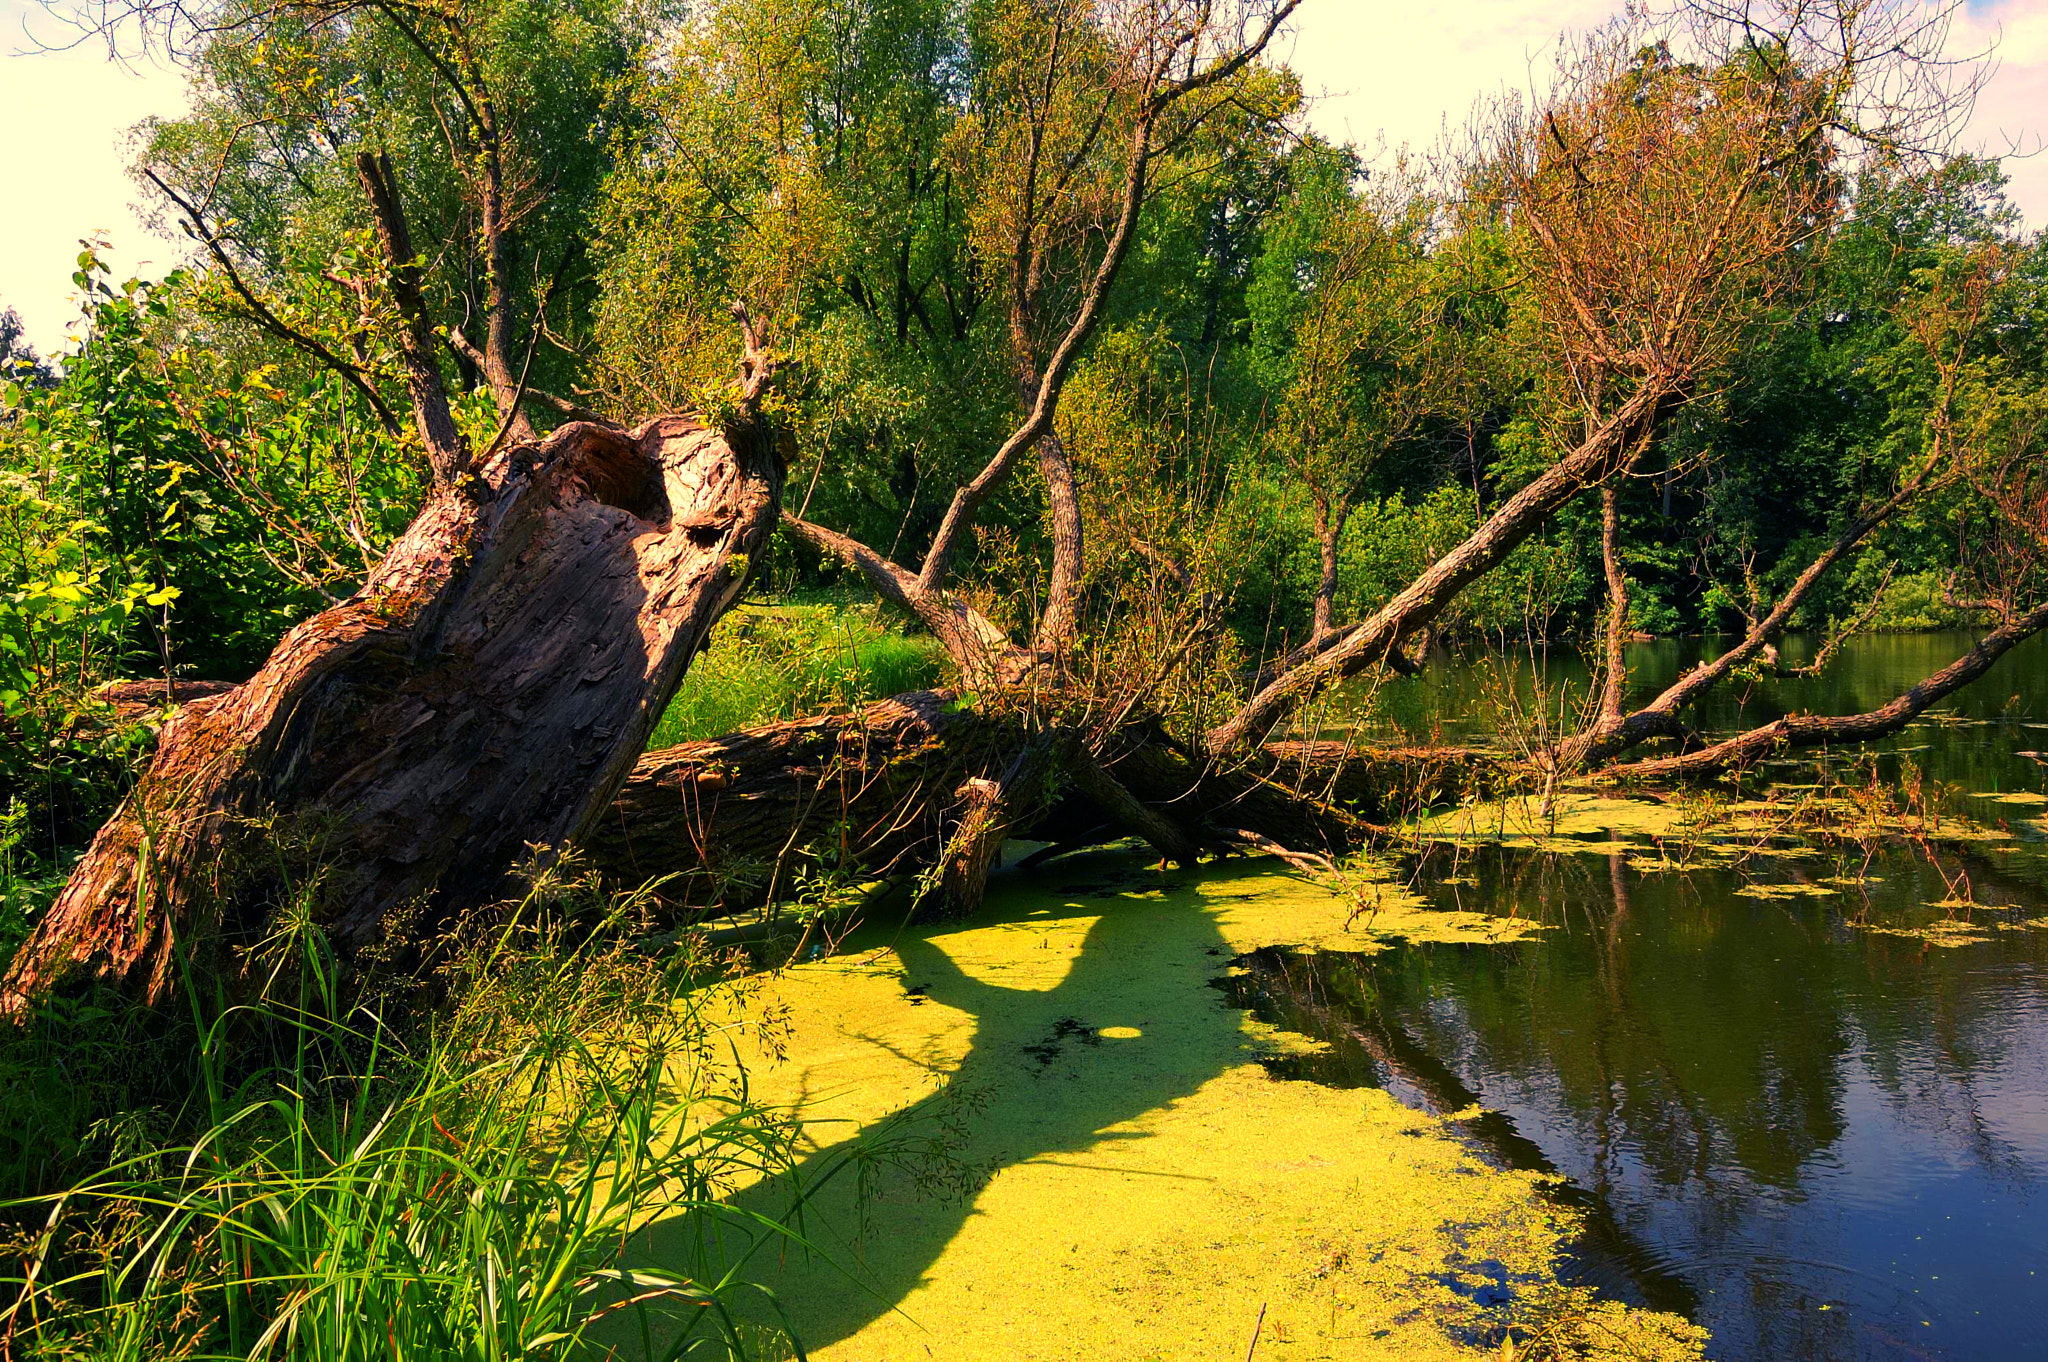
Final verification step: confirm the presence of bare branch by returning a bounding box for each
[353,148,469,485]
[144,169,404,438]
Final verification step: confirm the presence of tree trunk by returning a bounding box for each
[1311,497,1351,642]
[582,697,1507,909]
[585,690,1008,914]
[1207,381,1672,755]
[2,415,781,1016]
[1545,444,1946,773]
[1598,599,2048,781]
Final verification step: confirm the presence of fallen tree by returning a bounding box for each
[9,0,2030,1021]
[0,405,783,1015]
[582,690,1501,920]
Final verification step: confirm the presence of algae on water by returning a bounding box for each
[621,851,1705,1361]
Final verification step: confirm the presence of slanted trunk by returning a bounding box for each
[1599,599,2048,781]
[1208,381,1673,755]
[583,696,1508,909]
[3,415,781,1016]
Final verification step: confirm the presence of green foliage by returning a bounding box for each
[590,0,1015,563]
[4,247,424,675]
[139,0,648,411]
[648,601,948,749]
[0,306,53,389]
[1858,566,1981,632]
[0,800,66,974]
[0,244,427,867]
[0,480,162,829]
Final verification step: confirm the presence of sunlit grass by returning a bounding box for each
[0,865,872,1360]
[651,600,946,749]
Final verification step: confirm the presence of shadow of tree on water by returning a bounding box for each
[620,861,1252,1356]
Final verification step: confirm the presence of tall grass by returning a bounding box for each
[650,602,945,749]
[0,863,873,1360]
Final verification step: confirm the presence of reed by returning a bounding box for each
[0,865,860,1361]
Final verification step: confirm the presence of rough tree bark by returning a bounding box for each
[581,694,1501,911]
[2,412,783,1016]
[587,691,1004,913]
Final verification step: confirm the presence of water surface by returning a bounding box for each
[1241,630,2048,1360]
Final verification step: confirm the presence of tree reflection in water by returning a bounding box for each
[1235,841,2048,1362]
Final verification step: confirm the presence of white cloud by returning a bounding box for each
[1950,0,2048,216]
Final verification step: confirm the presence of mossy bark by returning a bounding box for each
[583,695,1509,915]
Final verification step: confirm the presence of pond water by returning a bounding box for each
[1238,629,2048,1361]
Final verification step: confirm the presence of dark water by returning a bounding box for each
[1241,631,2048,1361]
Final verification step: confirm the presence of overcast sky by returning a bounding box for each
[3,0,2045,355]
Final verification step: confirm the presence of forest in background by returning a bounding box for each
[1,0,2038,893]
[0,0,2044,1353]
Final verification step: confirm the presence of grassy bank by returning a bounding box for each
[649,599,947,750]
[0,864,883,1360]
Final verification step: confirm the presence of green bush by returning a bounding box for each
[1862,567,1980,632]
[0,799,66,977]
[0,478,172,868]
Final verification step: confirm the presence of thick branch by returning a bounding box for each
[782,514,1026,684]
[1310,496,1353,642]
[915,3,1299,610]
[1600,598,2048,780]
[1595,483,1629,724]
[472,94,535,445]
[916,111,1159,598]
[1553,448,1945,769]
[354,150,468,485]
[1031,427,1087,656]
[1206,380,1673,755]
